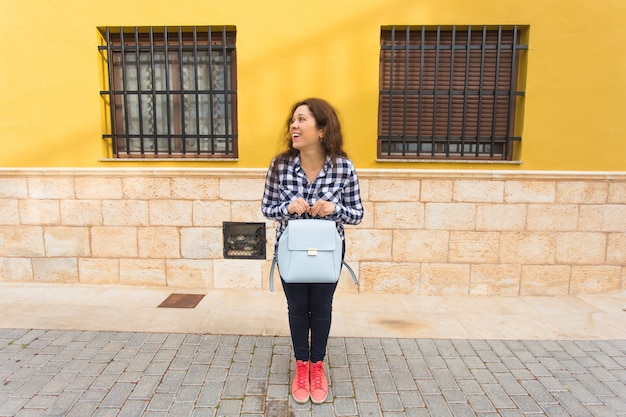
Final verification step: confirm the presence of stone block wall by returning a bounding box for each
[0,168,624,296]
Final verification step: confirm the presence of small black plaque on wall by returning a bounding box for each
[222,222,266,259]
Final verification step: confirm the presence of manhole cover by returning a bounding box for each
[158,293,205,309]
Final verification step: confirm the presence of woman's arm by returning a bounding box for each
[335,160,364,225]
[261,159,291,220]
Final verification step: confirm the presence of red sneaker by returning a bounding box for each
[291,360,310,403]
[309,360,328,404]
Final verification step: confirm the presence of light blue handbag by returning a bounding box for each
[269,218,358,292]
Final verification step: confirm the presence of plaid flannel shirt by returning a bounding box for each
[261,154,364,248]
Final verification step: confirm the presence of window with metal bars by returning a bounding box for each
[378,26,527,160]
[99,26,238,159]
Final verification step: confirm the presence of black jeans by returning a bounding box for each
[282,280,338,363]
[281,242,344,363]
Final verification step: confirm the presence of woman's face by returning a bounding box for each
[290,105,324,152]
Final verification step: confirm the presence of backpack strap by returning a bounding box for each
[342,261,358,286]
[269,254,358,292]
[270,254,278,292]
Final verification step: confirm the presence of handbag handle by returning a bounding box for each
[269,254,359,292]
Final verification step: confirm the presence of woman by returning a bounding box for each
[261,98,364,404]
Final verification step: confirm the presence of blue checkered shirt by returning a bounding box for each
[261,154,364,247]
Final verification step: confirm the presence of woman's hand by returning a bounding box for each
[287,198,335,217]
[287,197,311,217]
[310,199,335,218]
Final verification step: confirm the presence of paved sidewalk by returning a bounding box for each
[1,329,625,416]
[1,283,625,340]
[0,283,625,416]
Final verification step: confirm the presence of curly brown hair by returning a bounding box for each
[278,98,348,161]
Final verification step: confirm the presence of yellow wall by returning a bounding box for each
[1,0,625,170]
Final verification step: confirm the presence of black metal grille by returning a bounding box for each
[223,222,266,259]
[99,26,238,158]
[378,26,527,160]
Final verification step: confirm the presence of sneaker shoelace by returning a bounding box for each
[310,361,324,388]
[296,361,309,389]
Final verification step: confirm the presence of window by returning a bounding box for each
[99,26,237,159]
[378,26,527,160]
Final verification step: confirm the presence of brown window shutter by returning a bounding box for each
[379,26,525,160]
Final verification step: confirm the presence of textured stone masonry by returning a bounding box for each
[0,169,624,295]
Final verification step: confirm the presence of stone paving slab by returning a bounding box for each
[0,329,625,417]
